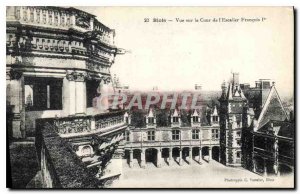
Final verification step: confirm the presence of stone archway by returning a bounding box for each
[124,150,130,165]
[145,148,157,166]
[212,146,220,162]
[254,156,265,174]
[279,164,293,176]
[172,147,180,165]
[192,147,200,162]
[161,148,169,165]
[133,149,141,166]
[202,146,209,162]
[182,147,190,164]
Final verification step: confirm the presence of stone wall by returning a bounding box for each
[35,119,99,188]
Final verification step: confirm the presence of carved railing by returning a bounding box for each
[35,120,99,188]
[52,110,126,137]
[54,116,91,135]
[6,6,115,46]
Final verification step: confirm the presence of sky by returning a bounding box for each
[76,7,294,97]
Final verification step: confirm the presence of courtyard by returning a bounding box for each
[109,159,294,188]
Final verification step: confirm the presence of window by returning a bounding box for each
[172,130,180,140]
[193,116,198,122]
[125,117,129,124]
[24,77,62,111]
[173,117,179,123]
[148,117,154,124]
[236,151,241,158]
[212,129,219,139]
[126,131,130,141]
[213,116,218,122]
[86,80,100,108]
[237,139,241,146]
[236,131,241,137]
[147,131,155,141]
[192,129,199,139]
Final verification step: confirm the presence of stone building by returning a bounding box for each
[219,73,247,167]
[124,106,221,168]
[219,73,294,175]
[6,6,127,187]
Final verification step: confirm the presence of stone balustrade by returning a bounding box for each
[35,120,99,188]
[6,6,115,45]
[52,110,126,137]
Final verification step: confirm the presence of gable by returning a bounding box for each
[258,87,288,128]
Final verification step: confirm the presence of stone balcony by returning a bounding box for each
[51,110,127,138]
[6,6,114,46]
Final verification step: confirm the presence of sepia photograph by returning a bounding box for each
[6,6,295,189]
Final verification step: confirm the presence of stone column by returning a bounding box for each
[189,147,192,164]
[263,159,267,177]
[179,148,183,166]
[65,73,76,115]
[274,137,279,176]
[198,147,202,164]
[273,162,279,176]
[74,72,86,115]
[33,8,37,23]
[157,149,161,168]
[19,7,23,20]
[129,150,133,168]
[7,70,25,138]
[70,13,76,26]
[253,160,257,173]
[208,147,212,162]
[98,79,111,111]
[140,149,145,168]
[90,117,95,131]
[169,148,172,166]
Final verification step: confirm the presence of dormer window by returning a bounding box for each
[148,117,154,124]
[173,116,179,123]
[212,116,218,122]
[193,116,198,122]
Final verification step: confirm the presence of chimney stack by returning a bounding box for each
[233,72,239,87]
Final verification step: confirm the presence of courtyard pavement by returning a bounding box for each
[109,158,294,188]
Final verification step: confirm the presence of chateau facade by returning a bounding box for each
[124,106,221,168]
[7,6,127,187]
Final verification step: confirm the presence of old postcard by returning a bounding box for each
[6,6,294,188]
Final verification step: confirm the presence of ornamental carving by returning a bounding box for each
[66,71,87,82]
[9,69,23,80]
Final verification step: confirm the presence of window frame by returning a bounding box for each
[172,130,180,140]
[192,129,200,140]
[147,130,155,141]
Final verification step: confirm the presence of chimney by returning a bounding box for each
[233,73,239,87]
[221,81,227,96]
[255,81,261,88]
